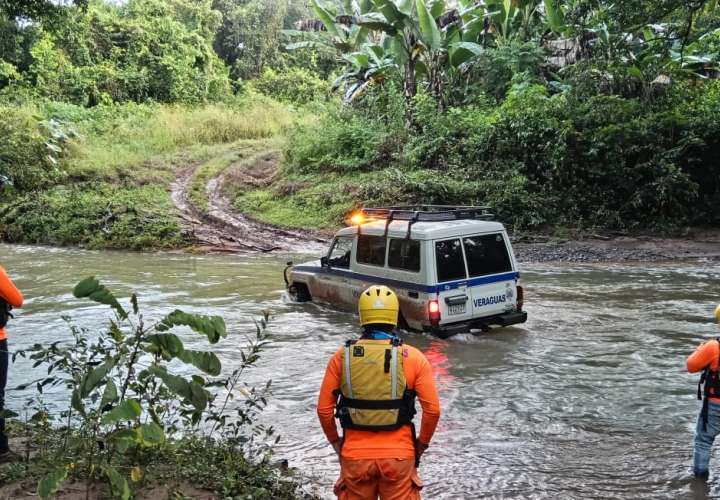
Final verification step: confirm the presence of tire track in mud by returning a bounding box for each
[170,151,328,253]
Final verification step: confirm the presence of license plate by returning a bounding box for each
[447,303,466,316]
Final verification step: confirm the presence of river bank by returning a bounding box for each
[512,229,720,263]
[0,424,319,500]
[2,99,718,262]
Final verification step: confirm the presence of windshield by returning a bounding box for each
[327,237,352,268]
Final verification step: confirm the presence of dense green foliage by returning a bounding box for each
[231,0,720,232]
[213,0,289,82]
[253,67,332,104]
[0,279,314,498]
[2,0,231,105]
[252,80,720,231]
[2,0,720,245]
[0,105,59,191]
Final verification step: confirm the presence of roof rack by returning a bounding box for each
[352,205,495,239]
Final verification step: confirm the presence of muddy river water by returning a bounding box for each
[1,244,719,499]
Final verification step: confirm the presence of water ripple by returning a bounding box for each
[1,244,719,498]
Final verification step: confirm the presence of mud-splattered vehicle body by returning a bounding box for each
[285,207,527,338]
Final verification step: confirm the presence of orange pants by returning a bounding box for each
[334,458,423,500]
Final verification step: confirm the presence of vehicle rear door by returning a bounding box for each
[433,238,473,325]
[462,233,517,319]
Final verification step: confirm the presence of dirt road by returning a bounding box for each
[170,151,327,253]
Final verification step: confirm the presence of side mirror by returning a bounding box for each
[321,256,329,267]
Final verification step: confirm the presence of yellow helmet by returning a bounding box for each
[715,304,720,325]
[358,285,399,326]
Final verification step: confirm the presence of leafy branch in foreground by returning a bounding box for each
[13,277,281,499]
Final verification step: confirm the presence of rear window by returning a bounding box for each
[435,239,466,282]
[388,239,420,272]
[463,234,512,277]
[356,235,386,266]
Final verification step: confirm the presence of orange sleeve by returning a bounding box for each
[0,266,23,308]
[687,340,719,373]
[317,348,343,444]
[411,349,441,445]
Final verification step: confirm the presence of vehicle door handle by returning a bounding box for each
[408,291,419,299]
[445,294,468,306]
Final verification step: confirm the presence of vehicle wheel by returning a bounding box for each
[289,282,311,302]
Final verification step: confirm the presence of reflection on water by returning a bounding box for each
[1,244,719,498]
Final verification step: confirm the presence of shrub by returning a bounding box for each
[283,80,720,231]
[0,185,186,249]
[18,0,232,105]
[0,104,59,191]
[285,85,405,174]
[253,67,330,104]
[8,279,311,498]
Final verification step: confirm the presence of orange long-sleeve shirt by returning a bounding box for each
[688,339,720,403]
[317,339,441,460]
[0,265,23,341]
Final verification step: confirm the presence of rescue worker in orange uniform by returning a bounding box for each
[0,265,23,459]
[687,304,720,479]
[317,285,441,499]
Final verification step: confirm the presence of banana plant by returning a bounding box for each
[284,0,373,54]
[294,0,486,107]
[333,43,398,101]
[356,0,486,104]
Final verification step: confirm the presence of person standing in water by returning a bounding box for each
[0,264,23,460]
[687,304,720,479]
[317,285,441,499]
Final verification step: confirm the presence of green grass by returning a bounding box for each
[231,171,383,229]
[58,96,296,183]
[0,184,187,250]
[188,139,279,212]
[0,94,308,250]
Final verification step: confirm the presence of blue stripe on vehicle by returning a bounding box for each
[292,266,519,294]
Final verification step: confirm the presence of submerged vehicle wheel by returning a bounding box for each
[289,282,311,302]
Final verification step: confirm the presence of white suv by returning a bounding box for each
[284,206,527,338]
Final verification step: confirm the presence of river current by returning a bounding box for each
[1,244,719,499]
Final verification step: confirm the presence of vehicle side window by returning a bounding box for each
[388,239,420,272]
[463,234,512,277]
[356,235,386,267]
[435,239,466,282]
[328,236,353,269]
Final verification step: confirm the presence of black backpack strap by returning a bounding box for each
[702,396,711,432]
[0,299,11,329]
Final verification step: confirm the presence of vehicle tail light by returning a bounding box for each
[428,299,441,326]
[516,285,524,312]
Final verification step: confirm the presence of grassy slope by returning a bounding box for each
[231,170,379,229]
[0,95,300,249]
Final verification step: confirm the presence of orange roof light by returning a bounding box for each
[349,211,365,226]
